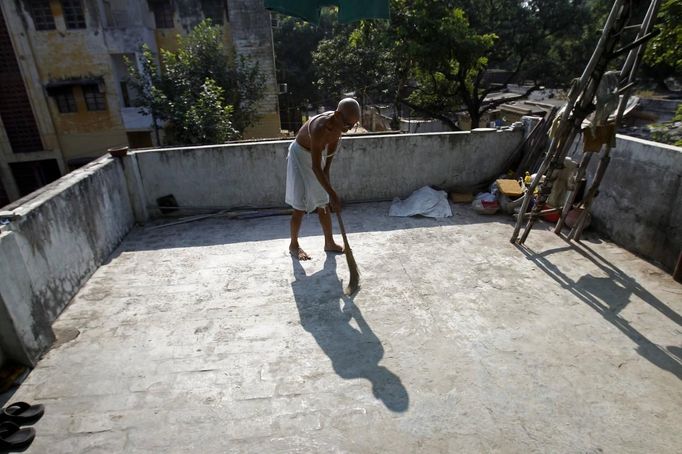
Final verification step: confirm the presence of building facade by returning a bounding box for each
[0,0,280,205]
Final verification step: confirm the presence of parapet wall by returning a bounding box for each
[135,129,524,211]
[590,135,682,271]
[0,157,134,365]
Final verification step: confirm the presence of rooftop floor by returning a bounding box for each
[7,202,682,453]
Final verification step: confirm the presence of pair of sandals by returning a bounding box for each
[0,402,44,452]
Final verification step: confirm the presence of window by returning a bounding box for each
[82,84,106,111]
[9,160,61,197]
[151,1,174,29]
[49,86,78,113]
[126,131,153,149]
[1,6,44,153]
[119,81,141,108]
[29,0,56,30]
[0,175,9,207]
[201,0,225,25]
[104,0,131,28]
[61,0,86,29]
[120,81,131,107]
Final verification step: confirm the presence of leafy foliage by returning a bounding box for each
[127,20,264,145]
[277,1,675,131]
[307,0,599,129]
[313,20,399,105]
[273,11,335,111]
[644,0,682,75]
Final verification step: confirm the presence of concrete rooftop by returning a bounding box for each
[5,202,681,453]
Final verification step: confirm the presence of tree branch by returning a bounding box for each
[480,54,526,100]
[478,84,540,115]
[398,98,461,131]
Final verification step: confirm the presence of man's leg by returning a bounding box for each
[317,206,344,253]
[289,209,311,260]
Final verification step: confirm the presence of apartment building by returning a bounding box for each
[0,0,280,204]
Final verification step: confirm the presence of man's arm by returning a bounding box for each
[309,121,341,210]
[323,140,338,177]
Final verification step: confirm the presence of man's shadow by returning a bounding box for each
[291,254,409,412]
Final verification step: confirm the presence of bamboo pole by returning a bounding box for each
[568,0,662,240]
[511,0,630,244]
[554,146,594,233]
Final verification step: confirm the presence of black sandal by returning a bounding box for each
[0,402,44,426]
[0,422,35,452]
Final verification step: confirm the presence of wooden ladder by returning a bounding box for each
[510,0,662,245]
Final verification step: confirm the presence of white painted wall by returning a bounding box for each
[134,130,524,210]
[590,135,682,271]
[0,157,135,366]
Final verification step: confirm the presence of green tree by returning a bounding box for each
[518,0,596,86]
[273,12,335,128]
[313,21,399,106]
[644,0,682,77]
[312,0,597,129]
[395,1,499,129]
[400,0,597,128]
[128,20,265,145]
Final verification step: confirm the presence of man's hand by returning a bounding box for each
[330,191,342,213]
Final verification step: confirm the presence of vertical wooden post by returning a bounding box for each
[673,251,682,284]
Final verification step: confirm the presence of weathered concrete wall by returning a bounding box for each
[590,135,682,271]
[0,157,134,365]
[0,231,55,366]
[135,130,523,210]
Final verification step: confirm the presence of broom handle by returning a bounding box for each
[335,211,352,252]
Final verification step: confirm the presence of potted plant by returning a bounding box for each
[108,146,129,158]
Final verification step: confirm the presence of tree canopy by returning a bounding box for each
[128,20,265,145]
[644,0,682,76]
[274,0,678,131]
[305,0,603,129]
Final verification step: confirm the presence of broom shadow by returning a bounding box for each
[291,254,409,412]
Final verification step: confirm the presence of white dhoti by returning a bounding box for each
[285,141,329,213]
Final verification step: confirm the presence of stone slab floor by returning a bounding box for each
[6,203,681,453]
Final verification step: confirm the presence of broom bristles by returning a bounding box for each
[335,211,360,295]
[345,247,360,295]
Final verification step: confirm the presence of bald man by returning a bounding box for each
[286,98,361,260]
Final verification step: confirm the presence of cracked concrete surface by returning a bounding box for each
[6,202,681,453]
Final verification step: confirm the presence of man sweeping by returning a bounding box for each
[287,98,361,260]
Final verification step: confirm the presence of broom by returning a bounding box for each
[335,211,360,295]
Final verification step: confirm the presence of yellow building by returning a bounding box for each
[0,0,280,204]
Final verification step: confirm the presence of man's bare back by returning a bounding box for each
[296,112,343,152]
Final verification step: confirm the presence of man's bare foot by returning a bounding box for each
[290,247,311,260]
[324,242,344,253]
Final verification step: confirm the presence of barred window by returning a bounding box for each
[50,87,77,113]
[82,84,106,111]
[29,0,56,31]
[151,1,174,29]
[61,0,86,29]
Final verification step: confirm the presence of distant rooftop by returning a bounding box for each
[7,202,681,452]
